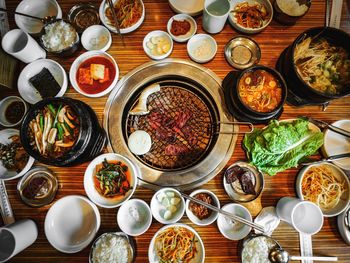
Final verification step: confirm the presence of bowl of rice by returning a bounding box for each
[39,19,80,57]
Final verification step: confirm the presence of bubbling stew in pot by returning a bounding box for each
[238,69,282,113]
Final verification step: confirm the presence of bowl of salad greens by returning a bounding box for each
[84,153,139,208]
[243,118,324,176]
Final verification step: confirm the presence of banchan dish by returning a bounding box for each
[20,97,106,166]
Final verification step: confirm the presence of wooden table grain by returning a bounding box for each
[1,0,350,262]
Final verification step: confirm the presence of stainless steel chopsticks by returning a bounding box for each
[325,0,331,27]
[301,152,350,166]
[180,192,265,233]
[302,116,350,138]
[106,0,124,43]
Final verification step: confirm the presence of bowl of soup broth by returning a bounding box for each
[234,65,287,117]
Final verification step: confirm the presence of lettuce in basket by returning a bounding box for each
[243,118,324,176]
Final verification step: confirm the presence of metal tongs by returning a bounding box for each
[106,0,124,43]
[301,152,350,166]
[302,116,350,138]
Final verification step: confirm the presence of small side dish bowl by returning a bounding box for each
[68,3,100,33]
[45,195,101,253]
[296,162,350,217]
[99,0,145,34]
[143,31,173,60]
[187,34,217,63]
[322,120,350,171]
[18,59,68,104]
[81,25,112,51]
[167,14,197,43]
[117,199,152,236]
[0,96,27,127]
[39,19,80,57]
[228,0,273,34]
[15,0,62,35]
[0,129,34,181]
[185,189,220,226]
[89,232,135,263]
[150,187,185,224]
[69,50,119,97]
[84,153,139,209]
[217,203,252,240]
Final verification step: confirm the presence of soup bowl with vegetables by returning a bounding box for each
[20,97,106,166]
[233,65,287,118]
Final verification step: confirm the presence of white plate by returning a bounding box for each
[117,199,152,236]
[84,153,138,208]
[45,195,101,253]
[99,0,145,34]
[15,0,62,34]
[69,50,119,98]
[148,223,205,263]
[322,120,350,170]
[18,59,67,104]
[168,0,204,16]
[0,129,35,181]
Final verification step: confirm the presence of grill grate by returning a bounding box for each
[126,83,217,171]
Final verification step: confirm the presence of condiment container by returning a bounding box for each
[67,3,100,33]
[17,166,58,207]
[0,96,27,127]
[272,0,311,25]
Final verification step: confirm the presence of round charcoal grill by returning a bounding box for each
[104,59,238,190]
[124,79,219,171]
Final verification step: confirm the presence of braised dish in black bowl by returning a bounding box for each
[223,65,287,124]
[20,97,106,166]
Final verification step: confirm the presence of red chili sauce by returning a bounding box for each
[76,56,116,95]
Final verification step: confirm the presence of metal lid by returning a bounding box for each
[67,4,100,33]
[17,166,58,207]
[225,36,261,69]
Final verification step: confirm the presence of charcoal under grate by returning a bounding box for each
[125,80,218,171]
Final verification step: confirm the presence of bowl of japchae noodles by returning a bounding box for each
[20,97,106,166]
[283,27,350,103]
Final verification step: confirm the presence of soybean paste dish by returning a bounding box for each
[28,104,80,158]
[294,37,350,95]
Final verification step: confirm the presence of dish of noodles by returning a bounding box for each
[301,163,349,214]
[238,69,283,113]
[28,103,80,158]
[149,224,204,263]
[232,1,270,29]
[105,0,143,29]
[294,36,350,95]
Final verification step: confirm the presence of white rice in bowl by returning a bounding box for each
[42,20,78,52]
[241,235,279,263]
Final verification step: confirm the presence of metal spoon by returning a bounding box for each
[269,247,338,263]
[0,7,55,24]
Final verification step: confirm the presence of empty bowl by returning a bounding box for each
[217,203,252,240]
[117,199,152,236]
[15,0,62,35]
[167,14,197,43]
[143,30,173,60]
[0,96,27,127]
[81,25,112,51]
[187,34,217,63]
[44,195,101,253]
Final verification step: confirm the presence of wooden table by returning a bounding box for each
[2,0,350,262]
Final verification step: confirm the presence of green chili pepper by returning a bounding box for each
[39,114,44,131]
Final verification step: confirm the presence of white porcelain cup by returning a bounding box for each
[0,219,38,262]
[1,29,46,63]
[202,0,231,34]
[276,197,324,235]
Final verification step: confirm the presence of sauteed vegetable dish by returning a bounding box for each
[105,0,142,29]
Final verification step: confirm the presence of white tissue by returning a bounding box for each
[254,206,280,236]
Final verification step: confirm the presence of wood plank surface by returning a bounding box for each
[1,0,350,262]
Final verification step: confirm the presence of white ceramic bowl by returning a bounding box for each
[322,120,350,171]
[187,34,217,63]
[117,199,152,236]
[0,96,27,127]
[81,25,112,52]
[167,14,197,43]
[168,0,205,16]
[143,30,173,60]
[15,0,62,34]
[69,50,119,97]
[0,129,35,181]
[217,203,252,240]
[228,0,273,34]
[185,189,220,226]
[84,153,138,208]
[18,59,67,104]
[296,162,350,217]
[45,195,101,253]
[99,0,145,34]
[150,187,185,224]
[148,223,205,263]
